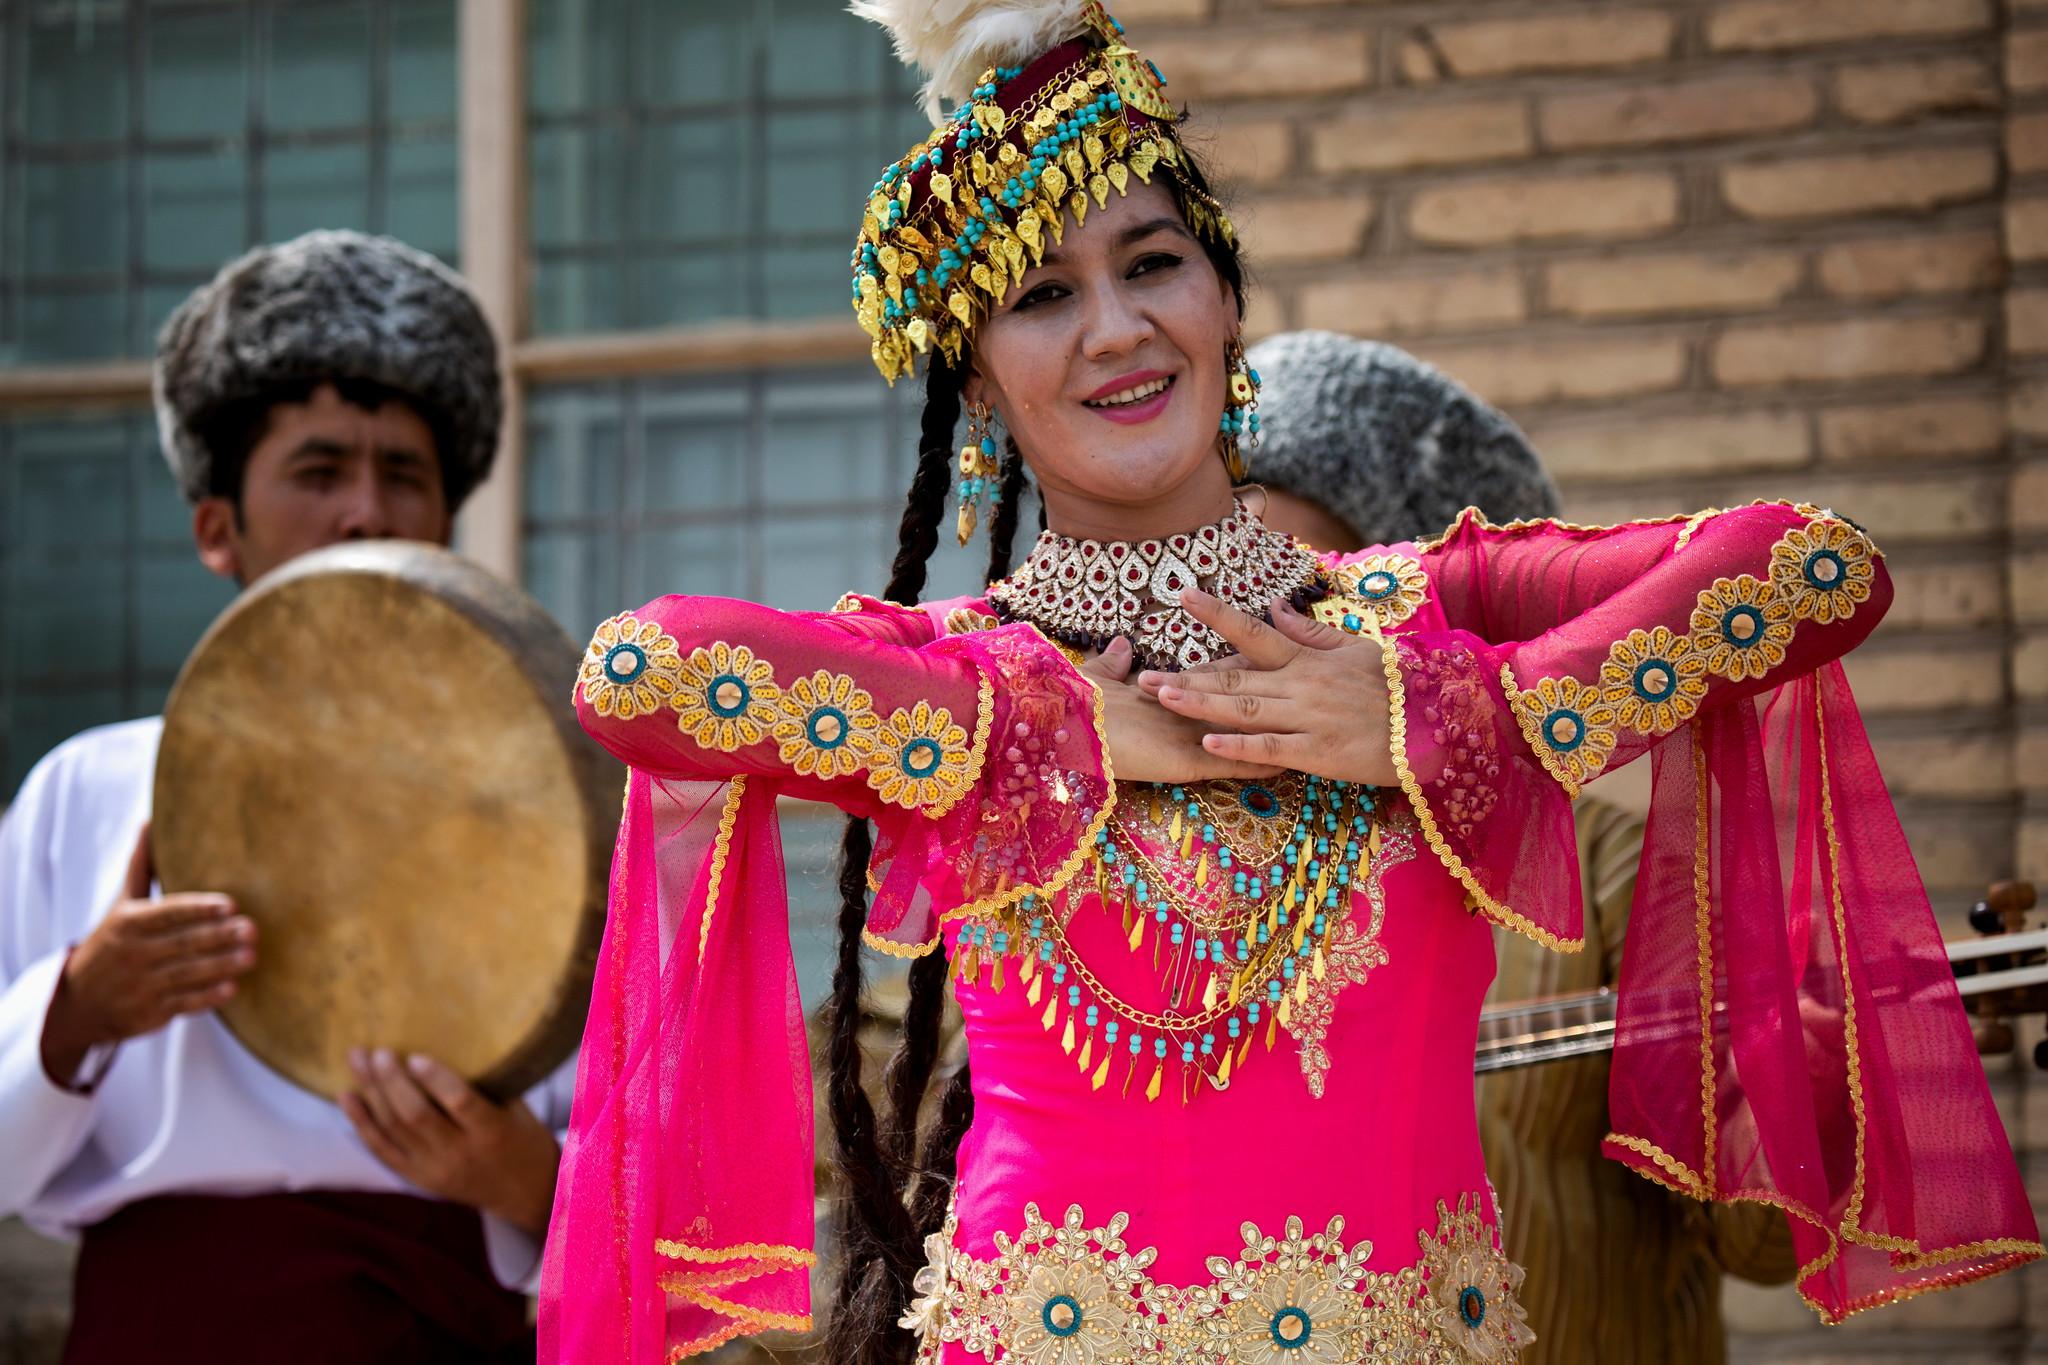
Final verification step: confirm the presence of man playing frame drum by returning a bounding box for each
[0,232,581,1364]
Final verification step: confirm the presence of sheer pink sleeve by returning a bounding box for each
[541,596,1109,1363]
[1380,504,2040,1321]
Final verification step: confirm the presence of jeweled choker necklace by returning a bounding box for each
[987,499,1329,671]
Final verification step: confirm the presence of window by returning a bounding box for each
[0,411,233,790]
[0,0,459,365]
[526,0,932,334]
[523,365,989,634]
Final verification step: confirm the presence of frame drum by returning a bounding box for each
[153,541,617,1102]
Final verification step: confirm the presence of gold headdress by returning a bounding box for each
[850,0,1235,382]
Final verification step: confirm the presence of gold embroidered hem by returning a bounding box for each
[905,1196,1532,1363]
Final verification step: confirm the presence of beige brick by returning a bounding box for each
[1400,10,1675,82]
[1409,172,1679,248]
[2011,113,2048,176]
[1410,335,1688,407]
[1707,0,1992,52]
[2016,464,2048,531]
[2015,550,2048,625]
[1791,471,2006,541]
[2014,382,2048,439]
[2018,632,2048,702]
[1817,230,2004,300]
[2010,199,2048,264]
[2011,29,2048,95]
[1844,644,2006,711]
[1546,249,1802,319]
[1140,29,1369,101]
[1112,0,1211,19]
[2023,814,2048,885]
[1242,286,1288,345]
[1240,192,1375,264]
[1198,119,1292,188]
[1712,316,1986,388]
[1833,55,1999,125]
[2013,289,2048,356]
[1523,409,1809,480]
[1296,267,1524,336]
[1311,100,1531,174]
[2022,728,2048,793]
[1721,147,1998,221]
[1869,731,2014,799]
[1818,395,2006,464]
[1881,559,2007,630]
[1540,74,1818,150]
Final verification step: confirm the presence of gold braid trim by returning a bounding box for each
[923,668,996,820]
[1370,627,1582,954]
[862,927,943,959]
[1690,731,1719,1192]
[654,1240,818,1266]
[936,660,1118,926]
[1605,1131,2042,1324]
[694,778,748,967]
[1414,498,1877,557]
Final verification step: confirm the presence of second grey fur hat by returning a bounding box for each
[1245,331,1560,546]
[153,230,503,508]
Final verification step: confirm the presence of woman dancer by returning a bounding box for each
[540,5,2040,1361]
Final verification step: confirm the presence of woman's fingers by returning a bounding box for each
[1199,729,1316,769]
[1082,636,1135,685]
[1177,588,1299,669]
[1271,599,1357,652]
[1155,682,1297,731]
[1135,653,1245,697]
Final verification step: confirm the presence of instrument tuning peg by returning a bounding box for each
[2035,1038,2048,1071]
[1970,900,2006,936]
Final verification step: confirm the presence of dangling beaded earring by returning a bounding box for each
[957,401,1003,546]
[1220,337,1261,482]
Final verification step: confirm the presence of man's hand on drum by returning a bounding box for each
[341,1051,560,1236]
[1132,589,1399,789]
[40,824,257,1086]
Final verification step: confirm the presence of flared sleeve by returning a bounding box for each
[540,595,1110,1364]
[1377,503,2041,1321]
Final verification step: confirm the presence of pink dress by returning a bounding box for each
[539,503,2040,1363]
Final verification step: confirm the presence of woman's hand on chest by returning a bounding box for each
[1080,638,1286,785]
[1135,589,1399,788]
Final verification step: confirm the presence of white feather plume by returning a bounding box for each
[850,0,1094,124]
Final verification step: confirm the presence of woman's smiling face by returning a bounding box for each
[964,180,1241,539]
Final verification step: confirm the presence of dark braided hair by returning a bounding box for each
[824,143,1248,1363]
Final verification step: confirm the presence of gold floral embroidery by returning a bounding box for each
[1508,673,1618,794]
[1316,554,1429,631]
[870,697,977,811]
[1418,1194,1534,1365]
[673,642,783,751]
[1689,574,1793,682]
[1768,518,1877,625]
[1287,815,1415,1099]
[1598,626,1710,737]
[771,670,881,779]
[578,613,685,720]
[910,1195,1531,1363]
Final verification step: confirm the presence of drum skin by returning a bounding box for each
[154,541,618,1103]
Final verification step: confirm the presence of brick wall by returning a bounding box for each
[1118,0,2047,1356]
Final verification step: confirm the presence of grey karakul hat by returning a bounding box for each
[1244,331,1560,546]
[153,230,503,508]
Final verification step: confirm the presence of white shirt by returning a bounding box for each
[0,717,579,1290]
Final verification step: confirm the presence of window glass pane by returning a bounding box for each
[388,0,458,125]
[145,149,248,273]
[5,689,126,796]
[639,385,749,515]
[528,0,929,333]
[147,8,248,140]
[23,7,129,144]
[523,528,622,640]
[136,281,201,358]
[760,512,877,612]
[263,142,371,241]
[23,158,127,277]
[265,2,373,133]
[135,546,233,676]
[20,288,125,364]
[629,523,746,606]
[385,134,459,261]
[527,0,630,118]
[532,257,627,337]
[525,388,626,522]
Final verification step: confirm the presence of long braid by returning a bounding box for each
[984,440,1031,584]
[823,359,964,1365]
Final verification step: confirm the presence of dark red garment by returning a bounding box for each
[63,1190,533,1364]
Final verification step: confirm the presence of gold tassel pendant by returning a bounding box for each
[1144,1062,1164,1102]
[1092,1052,1112,1090]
